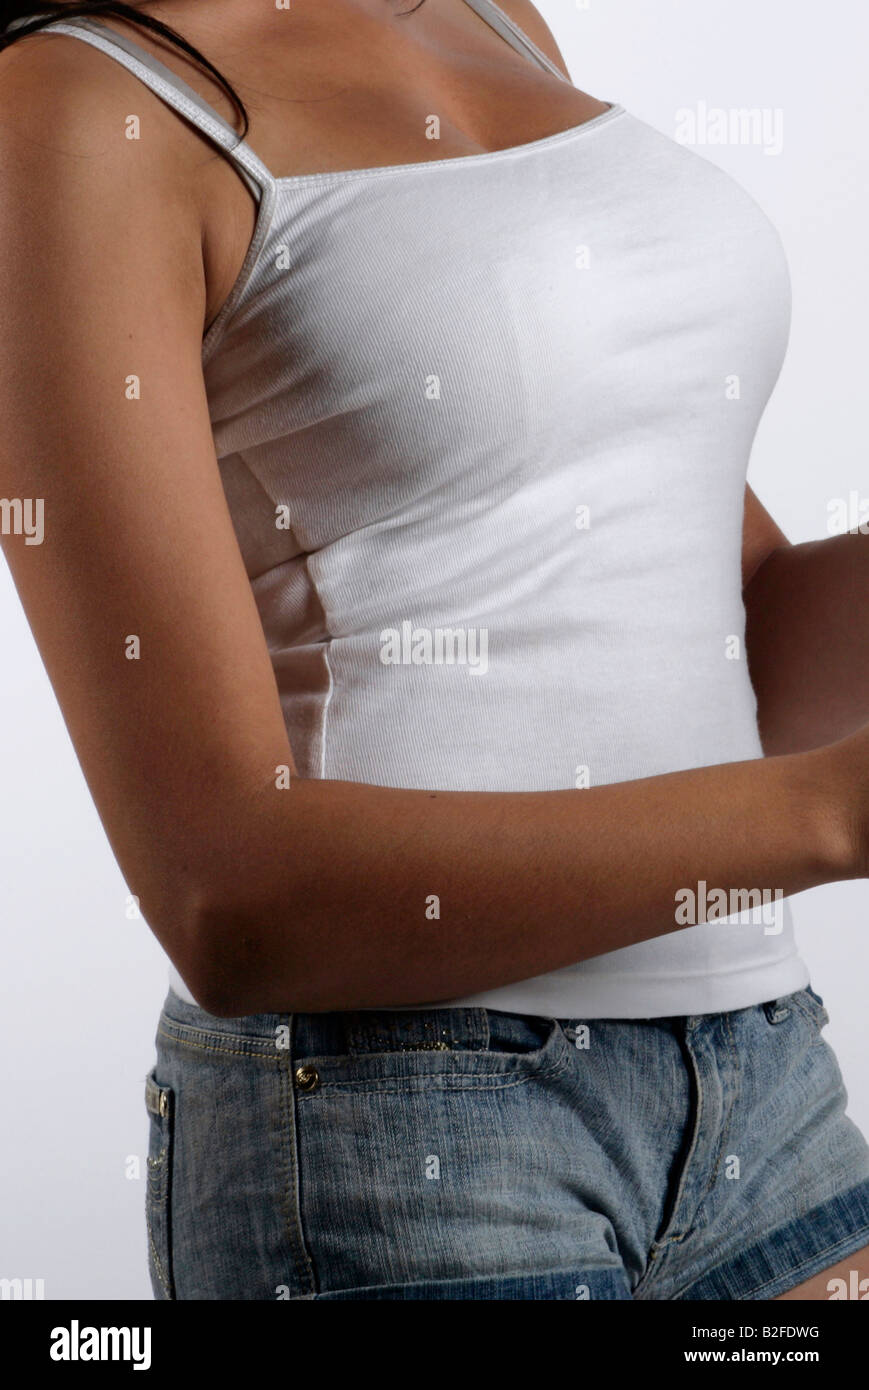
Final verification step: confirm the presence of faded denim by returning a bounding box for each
[145,985,869,1299]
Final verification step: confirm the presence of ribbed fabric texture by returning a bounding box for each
[42,3,808,1017]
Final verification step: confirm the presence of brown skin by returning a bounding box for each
[745,521,869,755]
[63,0,613,330]
[0,0,866,1298]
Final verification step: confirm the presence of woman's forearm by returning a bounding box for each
[745,531,869,754]
[186,737,864,1015]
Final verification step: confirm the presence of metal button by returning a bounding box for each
[295,1065,320,1092]
[158,1091,170,1119]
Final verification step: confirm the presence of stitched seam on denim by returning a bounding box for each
[299,1047,571,1095]
[747,1224,869,1299]
[696,1011,740,1208]
[146,1210,171,1297]
[159,1023,569,1077]
[671,1221,869,1302]
[146,1153,171,1297]
[644,1034,706,1265]
[157,1027,542,1075]
[312,1267,626,1299]
[632,1040,708,1298]
[789,992,828,1031]
[157,1027,280,1060]
[278,1022,317,1295]
[789,992,815,1020]
[295,1020,568,1084]
[302,1057,558,1079]
[158,1018,280,1049]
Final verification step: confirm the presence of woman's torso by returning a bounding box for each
[17,0,809,1017]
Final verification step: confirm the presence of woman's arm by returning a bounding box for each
[193,740,864,1016]
[743,487,869,754]
[1,43,866,1019]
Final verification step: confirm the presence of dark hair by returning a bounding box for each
[0,3,250,137]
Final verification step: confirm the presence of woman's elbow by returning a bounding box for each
[178,897,316,1018]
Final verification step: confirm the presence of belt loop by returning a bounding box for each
[763,998,790,1024]
[145,1073,171,1118]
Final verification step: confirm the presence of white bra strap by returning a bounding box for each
[460,0,569,82]
[22,15,275,202]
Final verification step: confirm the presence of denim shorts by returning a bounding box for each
[144,984,869,1299]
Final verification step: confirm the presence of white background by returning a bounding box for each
[1,0,867,1298]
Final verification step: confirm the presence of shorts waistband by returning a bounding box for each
[160,988,550,1056]
[159,986,822,1055]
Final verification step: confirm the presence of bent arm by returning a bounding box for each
[193,748,857,1015]
[1,45,864,1020]
[743,487,869,754]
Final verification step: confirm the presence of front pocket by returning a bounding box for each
[292,1008,569,1094]
[144,1070,175,1300]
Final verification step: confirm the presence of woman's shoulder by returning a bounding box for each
[0,24,219,202]
[0,26,138,150]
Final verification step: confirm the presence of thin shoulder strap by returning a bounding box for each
[460,0,569,82]
[17,15,274,202]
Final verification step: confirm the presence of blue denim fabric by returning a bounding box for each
[144,985,869,1300]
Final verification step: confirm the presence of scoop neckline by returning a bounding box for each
[268,101,628,190]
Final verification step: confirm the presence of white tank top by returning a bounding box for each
[39,2,809,1017]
